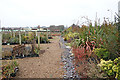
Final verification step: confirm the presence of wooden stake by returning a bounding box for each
[47,28,48,40]
[0,32,2,59]
[0,31,2,79]
[36,31,37,36]
[19,31,21,45]
[38,32,40,50]
[13,31,15,38]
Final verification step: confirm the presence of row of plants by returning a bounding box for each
[2,43,40,60]
[1,60,19,79]
[2,32,50,45]
[62,19,120,79]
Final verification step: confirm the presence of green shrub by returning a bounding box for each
[34,47,40,54]
[98,57,120,79]
[113,57,120,79]
[8,37,19,44]
[93,48,110,60]
[71,39,82,47]
[2,60,19,78]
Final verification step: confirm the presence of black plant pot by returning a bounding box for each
[36,54,39,57]
[2,58,7,60]
[31,54,34,57]
[15,56,20,59]
[10,72,16,77]
[10,56,13,60]
[19,56,24,59]
[27,54,31,57]
[35,54,39,57]
[10,67,19,77]
[2,43,7,45]
[5,56,10,60]
[23,54,27,58]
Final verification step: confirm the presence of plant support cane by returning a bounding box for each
[0,31,2,79]
[0,32,2,59]
[38,32,40,50]
[19,31,21,45]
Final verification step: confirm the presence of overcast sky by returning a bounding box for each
[0,0,119,27]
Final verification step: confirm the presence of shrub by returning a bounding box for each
[85,59,106,78]
[8,37,19,44]
[2,60,19,78]
[34,47,40,55]
[2,50,12,58]
[98,57,120,79]
[36,36,49,43]
[93,48,110,60]
[113,57,120,79]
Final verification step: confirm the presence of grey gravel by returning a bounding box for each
[59,36,80,79]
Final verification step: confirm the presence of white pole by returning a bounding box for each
[0,31,2,79]
[47,28,48,40]
[36,31,37,36]
[37,25,40,49]
[25,32,26,36]
[0,32,2,59]
[19,31,21,45]
[13,31,15,38]
[0,20,2,59]
[0,20,2,79]
[38,32,40,49]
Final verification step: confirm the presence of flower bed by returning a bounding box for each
[62,20,119,79]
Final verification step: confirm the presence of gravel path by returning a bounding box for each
[15,36,64,78]
[60,37,79,79]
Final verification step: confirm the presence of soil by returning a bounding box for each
[14,36,64,78]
